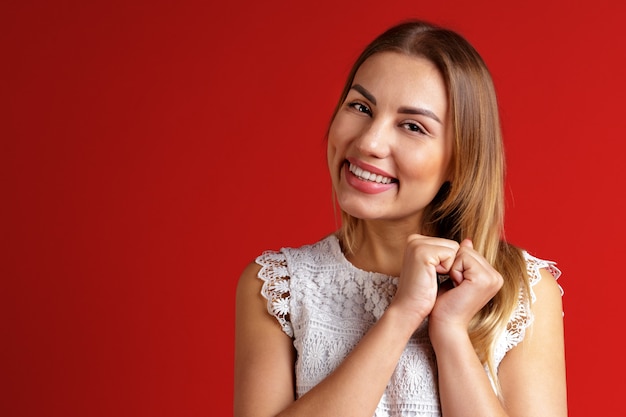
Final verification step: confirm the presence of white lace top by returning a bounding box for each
[255,234,561,417]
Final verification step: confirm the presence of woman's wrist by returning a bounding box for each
[428,319,471,352]
[383,303,429,336]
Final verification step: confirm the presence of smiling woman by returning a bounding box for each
[233,19,566,417]
[328,52,452,229]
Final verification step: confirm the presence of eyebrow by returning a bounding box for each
[398,106,442,124]
[350,83,442,124]
[351,84,377,104]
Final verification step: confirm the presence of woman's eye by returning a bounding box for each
[349,102,371,115]
[402,122,426,134]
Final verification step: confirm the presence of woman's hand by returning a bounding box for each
[428,239,503,344]
[389,235,503,338]
[389,234,461,328]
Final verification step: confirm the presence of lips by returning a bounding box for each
[342,160,397,194]
[348,163,394,184]
[346,160,397,184]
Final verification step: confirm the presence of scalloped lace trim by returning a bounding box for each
[256,250,294,338]
[497,251,562,361]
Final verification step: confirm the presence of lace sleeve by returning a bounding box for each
[524,252,563,302]
[503,252,562,352]
[255,250,294,338]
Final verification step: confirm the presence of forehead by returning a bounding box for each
[352,52,449,114]
[355,51,443,88]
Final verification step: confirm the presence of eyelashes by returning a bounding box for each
[401,122,427,135]
[346,101,429,136]
[348,101,371,115]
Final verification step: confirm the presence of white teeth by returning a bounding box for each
[348,163,393,184]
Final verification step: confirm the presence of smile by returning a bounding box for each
[348,162,394,184]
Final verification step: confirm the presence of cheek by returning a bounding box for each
[403,150,449,184]
[326,140,336,173]
[327,113,357,148]
[327,118,348,163]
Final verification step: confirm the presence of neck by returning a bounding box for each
[341,219,421,277]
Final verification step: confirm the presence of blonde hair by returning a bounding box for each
[328,20,530,395]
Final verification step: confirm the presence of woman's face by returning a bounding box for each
[327,51,453,227]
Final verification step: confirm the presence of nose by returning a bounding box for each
[355,120,391,159]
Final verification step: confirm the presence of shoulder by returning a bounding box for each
[516,250,565,344]
[499,249,564,354]
[255,234,342,274]
[522,251,563,304]
[235,261,265,312]
[527,265,564,321]
[235,258,294,338]
[523,251,561,288]
[238,235,339,337]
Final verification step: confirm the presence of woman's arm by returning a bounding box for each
[498,268,567,417]
[233,260,430,417]
[432,267,567,417]
[428,239,509,417]
[234,261,297,417]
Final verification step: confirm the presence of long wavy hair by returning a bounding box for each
[328,20,530,394]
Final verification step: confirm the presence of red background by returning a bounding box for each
[2,0,624,415]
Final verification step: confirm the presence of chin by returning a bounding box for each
[337,200,382,221]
